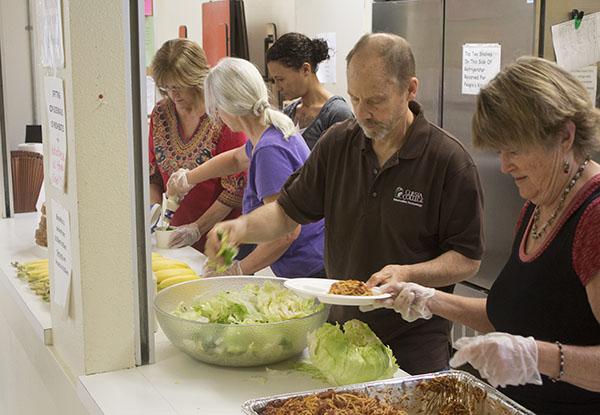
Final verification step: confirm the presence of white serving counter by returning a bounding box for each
[0,213,409,415]
[0,212,52,344]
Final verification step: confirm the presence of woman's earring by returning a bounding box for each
[563,160,570,174]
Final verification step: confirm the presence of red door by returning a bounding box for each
[202,1,230,66]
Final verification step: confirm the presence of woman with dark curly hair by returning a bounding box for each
[267,32,353,149]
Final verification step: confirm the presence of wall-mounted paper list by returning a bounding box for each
[316,32,336,84]
[44,76,67,192]
[571,65,598,105]
[51,199,72,316]
[552,11,600,71]
[462,43,501,95]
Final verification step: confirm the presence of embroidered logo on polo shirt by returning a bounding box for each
[393,187,423,207]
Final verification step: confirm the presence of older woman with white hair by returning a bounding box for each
[167,57,325,278]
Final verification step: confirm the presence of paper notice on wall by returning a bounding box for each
[144,0,153,16]
[39,0,65,68]
[571,65,598,104]
[146,76,156,117]
[316,32,336,84]
[551,12,600,71]
[50,199,72,316]
[44,76,67,192]
[145,16,155,67]
[462,43,501,95]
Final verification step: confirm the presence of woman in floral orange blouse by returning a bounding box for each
[149,39,247,252]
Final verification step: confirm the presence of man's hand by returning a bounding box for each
[366,264,412,288]
[449,332,542,388]
[205,219,248,260]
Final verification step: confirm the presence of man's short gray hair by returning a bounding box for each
[346,33,416,86]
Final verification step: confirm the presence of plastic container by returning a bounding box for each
[155,227,176,248]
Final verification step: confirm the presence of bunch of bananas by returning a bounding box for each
[11,259,50,302]
[10,254,199,301]
[152,253,200,291]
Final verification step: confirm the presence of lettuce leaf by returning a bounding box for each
[302,319,398,386]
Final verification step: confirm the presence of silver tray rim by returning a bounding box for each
[241,369,535,415]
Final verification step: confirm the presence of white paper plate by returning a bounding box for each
[284,278,391,306]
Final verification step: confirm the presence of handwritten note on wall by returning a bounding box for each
[44,76,67,192]
[571,65,598,105]
[51,199,72,316]
[552,12,600,71]
[462,43,501,95]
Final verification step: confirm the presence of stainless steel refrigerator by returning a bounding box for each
[373,0,600,298]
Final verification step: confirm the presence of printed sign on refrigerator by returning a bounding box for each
[462,43,501,95]
[44,76,67,192]
[50,199,72,316]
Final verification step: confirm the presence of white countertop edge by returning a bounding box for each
[0,252,52,346]
[77,368,178,415]
[75,378,105,415]
[0,271,52,344]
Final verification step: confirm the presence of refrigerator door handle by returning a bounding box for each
[224,23,230,56]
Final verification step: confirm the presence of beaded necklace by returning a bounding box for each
[531,156,591,240]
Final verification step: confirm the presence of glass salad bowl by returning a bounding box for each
[154,276,330,367]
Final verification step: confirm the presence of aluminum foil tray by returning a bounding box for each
[241,370,534,415]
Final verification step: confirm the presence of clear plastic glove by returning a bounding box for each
[359,282,435,322]
[449,332,542,388]
[166,168,193,200]
[203,260,243,278]
[168,223,201,248]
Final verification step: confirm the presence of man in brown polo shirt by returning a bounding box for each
[205,33,484,374]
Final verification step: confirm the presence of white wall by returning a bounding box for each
[151,0,372,91]
[153,0,296,75]
[32,0,139,376]
[154,0,207,50]
[295,0,372,101]
[244,0,296,75]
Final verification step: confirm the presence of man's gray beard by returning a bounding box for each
[359,121,390,141]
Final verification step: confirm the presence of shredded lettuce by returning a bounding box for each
[206,230,239,273]
[170,281,325,364]
[301,319,398,386]
[171,281,324,324]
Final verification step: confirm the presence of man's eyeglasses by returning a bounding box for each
[158,85,185,93]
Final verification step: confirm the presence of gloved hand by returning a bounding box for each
[359,282,435,322]
[449,332,542,388]
[203,260,244,278]
[166,168,193,200]
[168,223,201,248]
